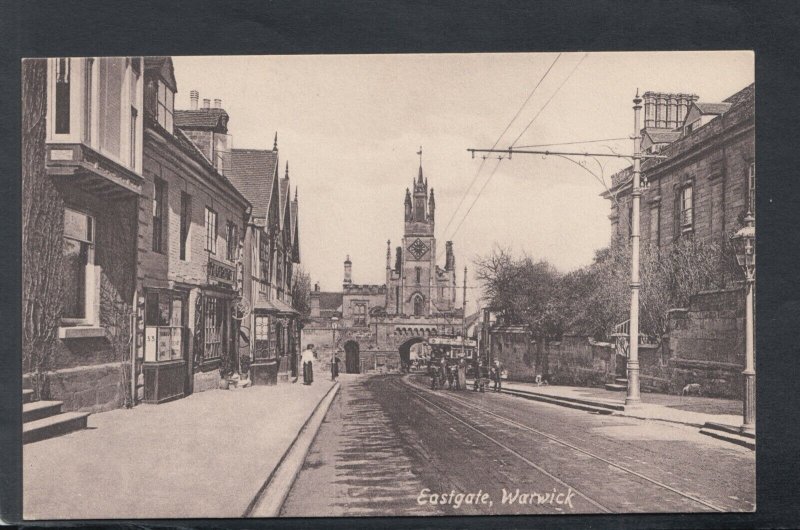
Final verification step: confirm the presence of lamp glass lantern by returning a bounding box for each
[731,213,756,280]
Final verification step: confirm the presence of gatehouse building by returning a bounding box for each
[303,158,465,373]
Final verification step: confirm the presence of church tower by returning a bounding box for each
[393,148,457,317]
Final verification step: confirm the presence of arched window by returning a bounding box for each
[413,294,424,316]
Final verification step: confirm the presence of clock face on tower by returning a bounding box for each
[407,238,430,260]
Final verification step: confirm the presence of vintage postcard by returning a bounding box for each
[21,51,755,519]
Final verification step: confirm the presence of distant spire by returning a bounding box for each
[294,187,298,201]
[273,132,278,151]
[285,161,289,178]
[416,145,424,184]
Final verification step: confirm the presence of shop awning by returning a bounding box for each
[253,298,299,316]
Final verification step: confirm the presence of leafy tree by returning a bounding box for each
[291,267,312,324]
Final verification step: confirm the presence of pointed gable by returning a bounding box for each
[229,149,279,219]
[279,177,290,232]
[290,198,300,263]
[144,56,177,92]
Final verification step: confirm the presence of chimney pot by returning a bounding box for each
[213,98,221,109]
[203,98,210,109]
[190,90,199,110]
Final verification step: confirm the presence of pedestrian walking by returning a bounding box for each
[301,344,315,385]
[457,358,467,391]
[492,359,503,392]
[331,353,340,382]
[429,359,440,390]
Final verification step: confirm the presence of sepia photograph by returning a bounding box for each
[20,51,756,519]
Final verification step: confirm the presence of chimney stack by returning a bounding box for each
[203,98,211,109]
[213,98,222,109]
[445,241,455,271]
[310,284,321,317]
[343,255,352,285]
[190,90,199,110]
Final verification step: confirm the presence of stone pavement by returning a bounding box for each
[470,379,744,429]
[24,379,335,520]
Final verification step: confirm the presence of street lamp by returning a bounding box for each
[731,211,755,433]
[331,317,339,380]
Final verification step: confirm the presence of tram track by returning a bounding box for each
[394,375,726,513]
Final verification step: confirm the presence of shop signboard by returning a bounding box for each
[208,257,236,287]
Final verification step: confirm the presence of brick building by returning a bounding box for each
[25,57,145,412]
[136,57,251,403]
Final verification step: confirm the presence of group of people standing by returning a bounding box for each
[428,356,503,392]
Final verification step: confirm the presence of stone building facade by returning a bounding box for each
[604,84,755,250]
[25,57,145,412]
[303,160,464,374]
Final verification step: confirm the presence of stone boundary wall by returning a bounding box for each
[535,287,746,398]
[23,362,129,413]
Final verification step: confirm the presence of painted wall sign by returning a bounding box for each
[208,257,236,286]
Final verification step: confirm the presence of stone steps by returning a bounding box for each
[500,388,617,415]
[605,377,628,391]
[699,421,755,450]
[23,400,63,423]
[23,412,91,444]
[22,391,91,444]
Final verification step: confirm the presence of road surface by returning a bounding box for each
[281,373,755,516]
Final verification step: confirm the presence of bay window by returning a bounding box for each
[55,58,71,134]
[156,80,174,133]
[98,57,124,157]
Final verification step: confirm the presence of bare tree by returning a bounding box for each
[22,59,67,400]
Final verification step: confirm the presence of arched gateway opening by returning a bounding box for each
[398,337,427,372]
[344,341,360,374]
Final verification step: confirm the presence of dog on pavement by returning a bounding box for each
[681,383,701,396]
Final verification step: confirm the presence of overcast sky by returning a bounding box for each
[172,52,753,313]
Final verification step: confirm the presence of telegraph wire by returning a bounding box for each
[441,53,563,239]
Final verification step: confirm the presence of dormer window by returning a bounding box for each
[156,80,174,133]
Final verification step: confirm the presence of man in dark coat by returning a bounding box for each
[492,360,503,392]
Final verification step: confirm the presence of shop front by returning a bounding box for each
[250,299,298,385]
[141,288,189,403]
[192,258,240,391]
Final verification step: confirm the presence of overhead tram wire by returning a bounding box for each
[514,136,630,149]
[440,53,563,240]
[509,53,589,148]
[449,53,590,240]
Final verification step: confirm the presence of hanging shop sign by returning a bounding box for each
[208,257,236,287]
[429,336,477,347]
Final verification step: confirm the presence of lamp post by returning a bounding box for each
[331,317,339,381]
[731,211,756,433]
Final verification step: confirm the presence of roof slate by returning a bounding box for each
[695,102,732,115]
[229,149,278,218]
[317,292,343,311]
[645,129,682,143]
[174,108,229,130]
